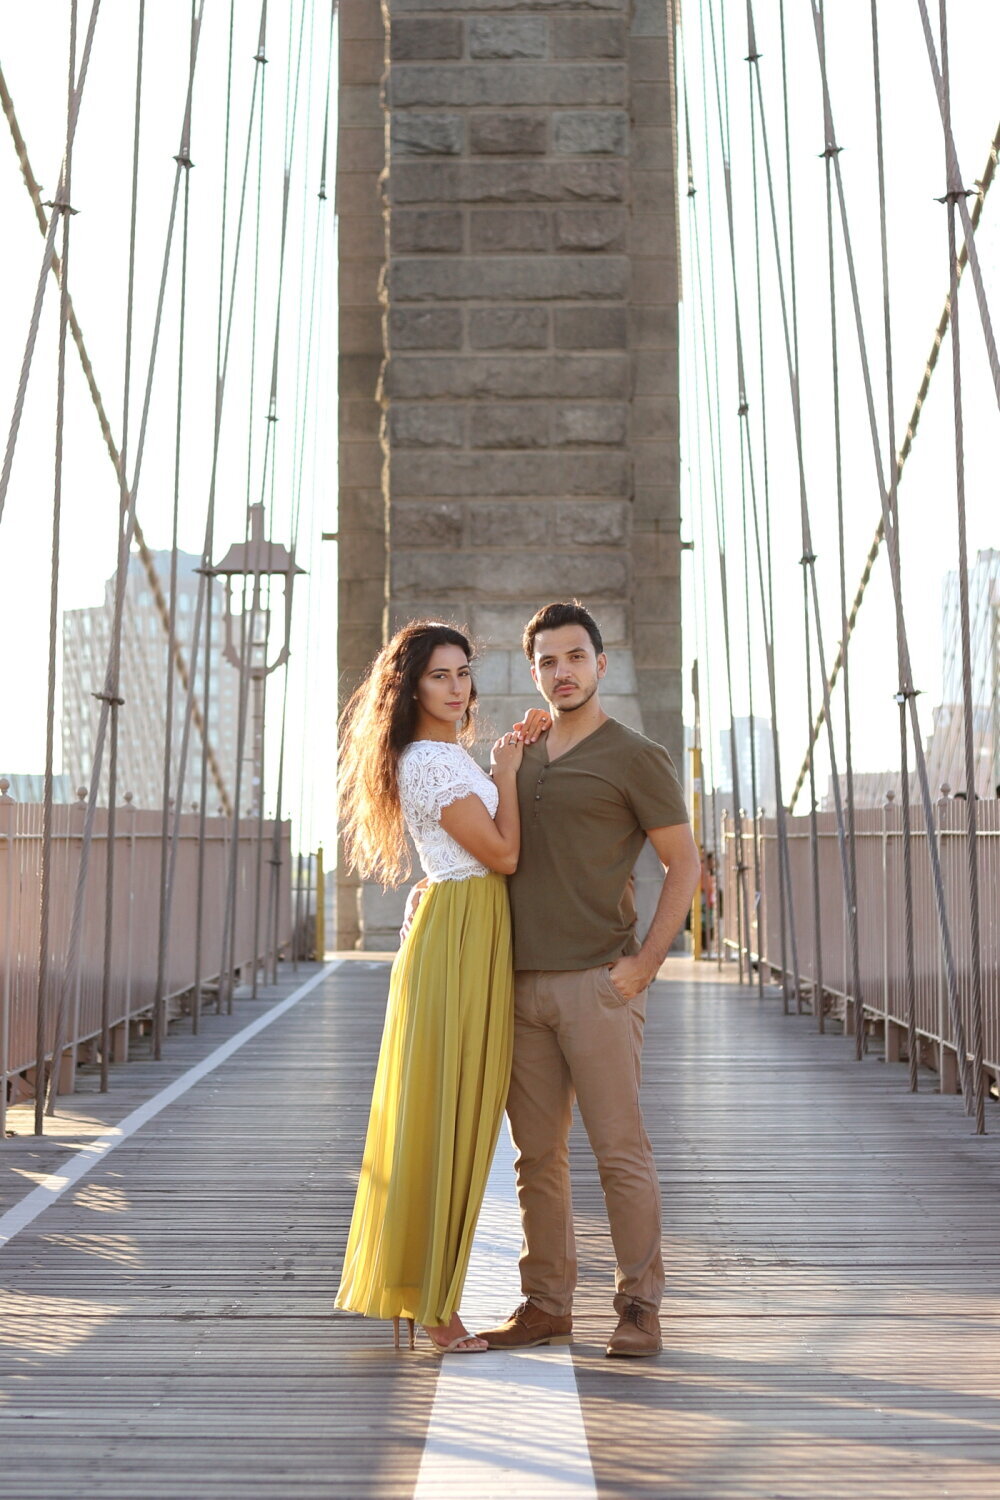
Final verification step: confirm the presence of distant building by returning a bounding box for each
[715,716,777,816]
[0,773,75,803]
[62,552,239,811]
[924,549,1000,800]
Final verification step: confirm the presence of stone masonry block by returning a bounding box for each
[632,127,673,173]
[469,113,548,155]
[470,209,550,253]
[632,255,677,305]
[390,114,464,156]
[393,551,628,600]
[628,36,670,81]
[633,442,678,489]
[470,405,549,448]
[551,17,626,57]
[629,305,678,347]
[553,110,629,156]
[601,649,638,692]
[476,118,547,162]
[551,402,628,445]
[339,0,383,41]
[390,17,463,59]
[340,39,385,86]
[338,126,385,174]
[469,500,551,548]
[391,501,465,548]
[340,85,383,130]
[385,352,629,399]
[554,206,626,252]
[634,350,678,396]
[632,396,678,443]
[556,500,629,546]
[390,208,464,254]
[473,602,626,650]
[388,306,463,349]
[387,63,626,109]
[469,648,513,695]
[387,403,465,447]
[340,308,383,354]
[468,16,548,57]
[390,160,625,204]
[468,306,549,349]
[340,527,388,578]
[341,443,383,489]
[340,398,380,439]
[391,256,628,302]
[393,451,629,497]
[632,0,669,35]
[554,305,628,349]
[632,531,681,577]
[392,0,624,11]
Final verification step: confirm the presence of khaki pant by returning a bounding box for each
[506,965,664,1317]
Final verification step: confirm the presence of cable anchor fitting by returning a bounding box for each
[820,143,841,160]
[893,687,921,705]
[936,186,972,205]
[45,197,78,216]
[799,552,817,566]
[174,150,195,170]
[92,691,125,707]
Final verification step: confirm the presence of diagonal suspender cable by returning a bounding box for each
[789,121,1000,811]
[933,0,986,1134]
[0,62,231,818]
[35,1,79,1137]
[805,0,973,1111]
[0,0,101,536]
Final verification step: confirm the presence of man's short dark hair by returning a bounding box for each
[522,601,604,660]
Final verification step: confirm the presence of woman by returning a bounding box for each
[335,620,541,1353]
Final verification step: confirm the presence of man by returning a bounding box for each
[478,600,700,1358]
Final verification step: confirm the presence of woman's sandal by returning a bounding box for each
[422,1317,488,1354]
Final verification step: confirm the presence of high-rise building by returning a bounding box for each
[925,549,1000,799]
[715,716,777,815]
[62,552,240,811]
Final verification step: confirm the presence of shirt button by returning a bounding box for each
[535,794,541,800]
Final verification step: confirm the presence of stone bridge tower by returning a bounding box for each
[337,0,682,947]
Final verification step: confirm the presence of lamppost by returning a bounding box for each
[208,502,304,813]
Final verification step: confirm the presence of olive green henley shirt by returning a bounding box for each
[508,717,689,972]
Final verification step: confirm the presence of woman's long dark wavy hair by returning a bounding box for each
[338,621,478,886]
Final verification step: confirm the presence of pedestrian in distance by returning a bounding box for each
[334,619,548,1353]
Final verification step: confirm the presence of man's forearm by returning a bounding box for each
[637,852,702,973]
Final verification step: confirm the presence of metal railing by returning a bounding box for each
[0,793,293,1130]
[721,801,1000,1089]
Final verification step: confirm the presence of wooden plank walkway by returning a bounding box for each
[2,957,1000,1497]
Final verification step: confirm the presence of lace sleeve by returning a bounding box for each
[398,744,489,825]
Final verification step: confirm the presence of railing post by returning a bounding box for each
[0,779,15,1142]
[315,844,325,962]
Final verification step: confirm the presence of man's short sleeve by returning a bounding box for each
[625,742,689,831]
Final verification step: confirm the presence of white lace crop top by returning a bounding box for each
[397,739,499,883]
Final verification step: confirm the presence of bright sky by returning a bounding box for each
[2,2,999,845]
[678,1,1000,809]
[0,0,338,851]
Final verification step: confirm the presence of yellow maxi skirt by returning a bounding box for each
[335,872,513,1326]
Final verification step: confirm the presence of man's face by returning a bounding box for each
[530,625,606,714]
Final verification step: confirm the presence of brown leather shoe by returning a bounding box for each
[606,1300,662,1358]
[477,1299,573,1349]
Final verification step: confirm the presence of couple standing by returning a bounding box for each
[335,601,700,1356]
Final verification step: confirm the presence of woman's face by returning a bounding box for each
[415,644,472,729]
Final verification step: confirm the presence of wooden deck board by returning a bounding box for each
[2,957,1000,1496]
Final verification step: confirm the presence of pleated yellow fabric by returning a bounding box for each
[335,871,513,1326]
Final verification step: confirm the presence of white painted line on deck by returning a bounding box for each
[0,960,343,1252]
[414,1125,598,1499]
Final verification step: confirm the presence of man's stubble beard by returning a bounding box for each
[547,679,599,716]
